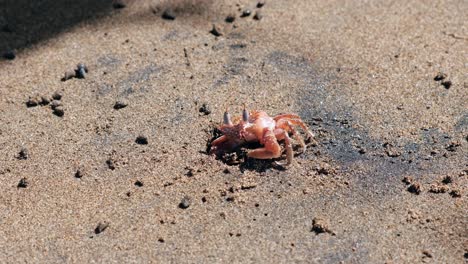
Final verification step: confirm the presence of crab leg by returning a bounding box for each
[273,113,302,121]
[276,120,306,153]
[247,128,282,160]
[209,135,228,154]
[274,114,314,140]
[284,119,314,140]
[274,128,293,165]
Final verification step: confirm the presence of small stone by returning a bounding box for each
[52,106,64,117]
[385,147,401,157]
[75,170,83,179]
[422,250,433,258]
[311,217,334,235]
[441,80,452,89]
[253,11,263,20]
[3,50,15,60]
[241,9,251,17]
[162,9,176,20]
[429,184,449,193]
[26,96,41,107]
[50,100,62,110]
[134,180,143,187]
[210,24,223,37]
[449,189,461,198]
[39,96,51,106]
[257,1,265,8]
[106,159,116,170]
[75,63,88,79]
[186,167,195,177]
[433,72,446,81]
[225,15,236,23]
[94,222,109,234]
[199,103,211,115]
[179,196,191,209]
[52,91,63,100]
[61,71,76,81]
[17,178,28,188]
[442,175,453,184]
[17,148,28,160]
[445,141,460,152]
[114,100,128,110]
[135,136,148,145]
[402,176,413,185]
[407,183,421,195]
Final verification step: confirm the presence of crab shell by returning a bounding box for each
[210,108,314,166]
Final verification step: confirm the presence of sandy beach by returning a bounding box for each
[0,0,466,263]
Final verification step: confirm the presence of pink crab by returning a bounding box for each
[209,106,314,165]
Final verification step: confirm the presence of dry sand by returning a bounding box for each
[0,0,467,263]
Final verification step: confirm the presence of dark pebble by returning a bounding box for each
[17,178,28,188]
[445,141,460,152]
[40,96,51,106]
[449,189,461,198]
[134,180,143,187]
[52,91,62,100]
[135,136,148,145]
[162,9,176,20]
[422,250,432,258]
[210,24,223,37]
[402,176,413,185]
[434,72,446,81]
[3,50,15,60]
[94,222,109,234]
[26,96,40,107]
[53,107,64,117]
[199,103,211,115]
[441,80,452,89]
[253,11,263,20]
[429,184,448,193]
[407,183,421,194]
[158,238,165,243]
[75,63,88,79]
[311,217,334,235]
[106,159,116,170]
[179,196,191,209]
[17,148,28,160]
[257,1,265,8]
[114,100,128,110]
[241,9,252,17]
[442,175,453,184]
[75,170,83,179]
[225,15,236,23]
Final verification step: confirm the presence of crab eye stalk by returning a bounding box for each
[242,107,249,122]
[223,109,233,125]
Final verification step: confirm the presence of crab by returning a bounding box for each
[209,106,314,166]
